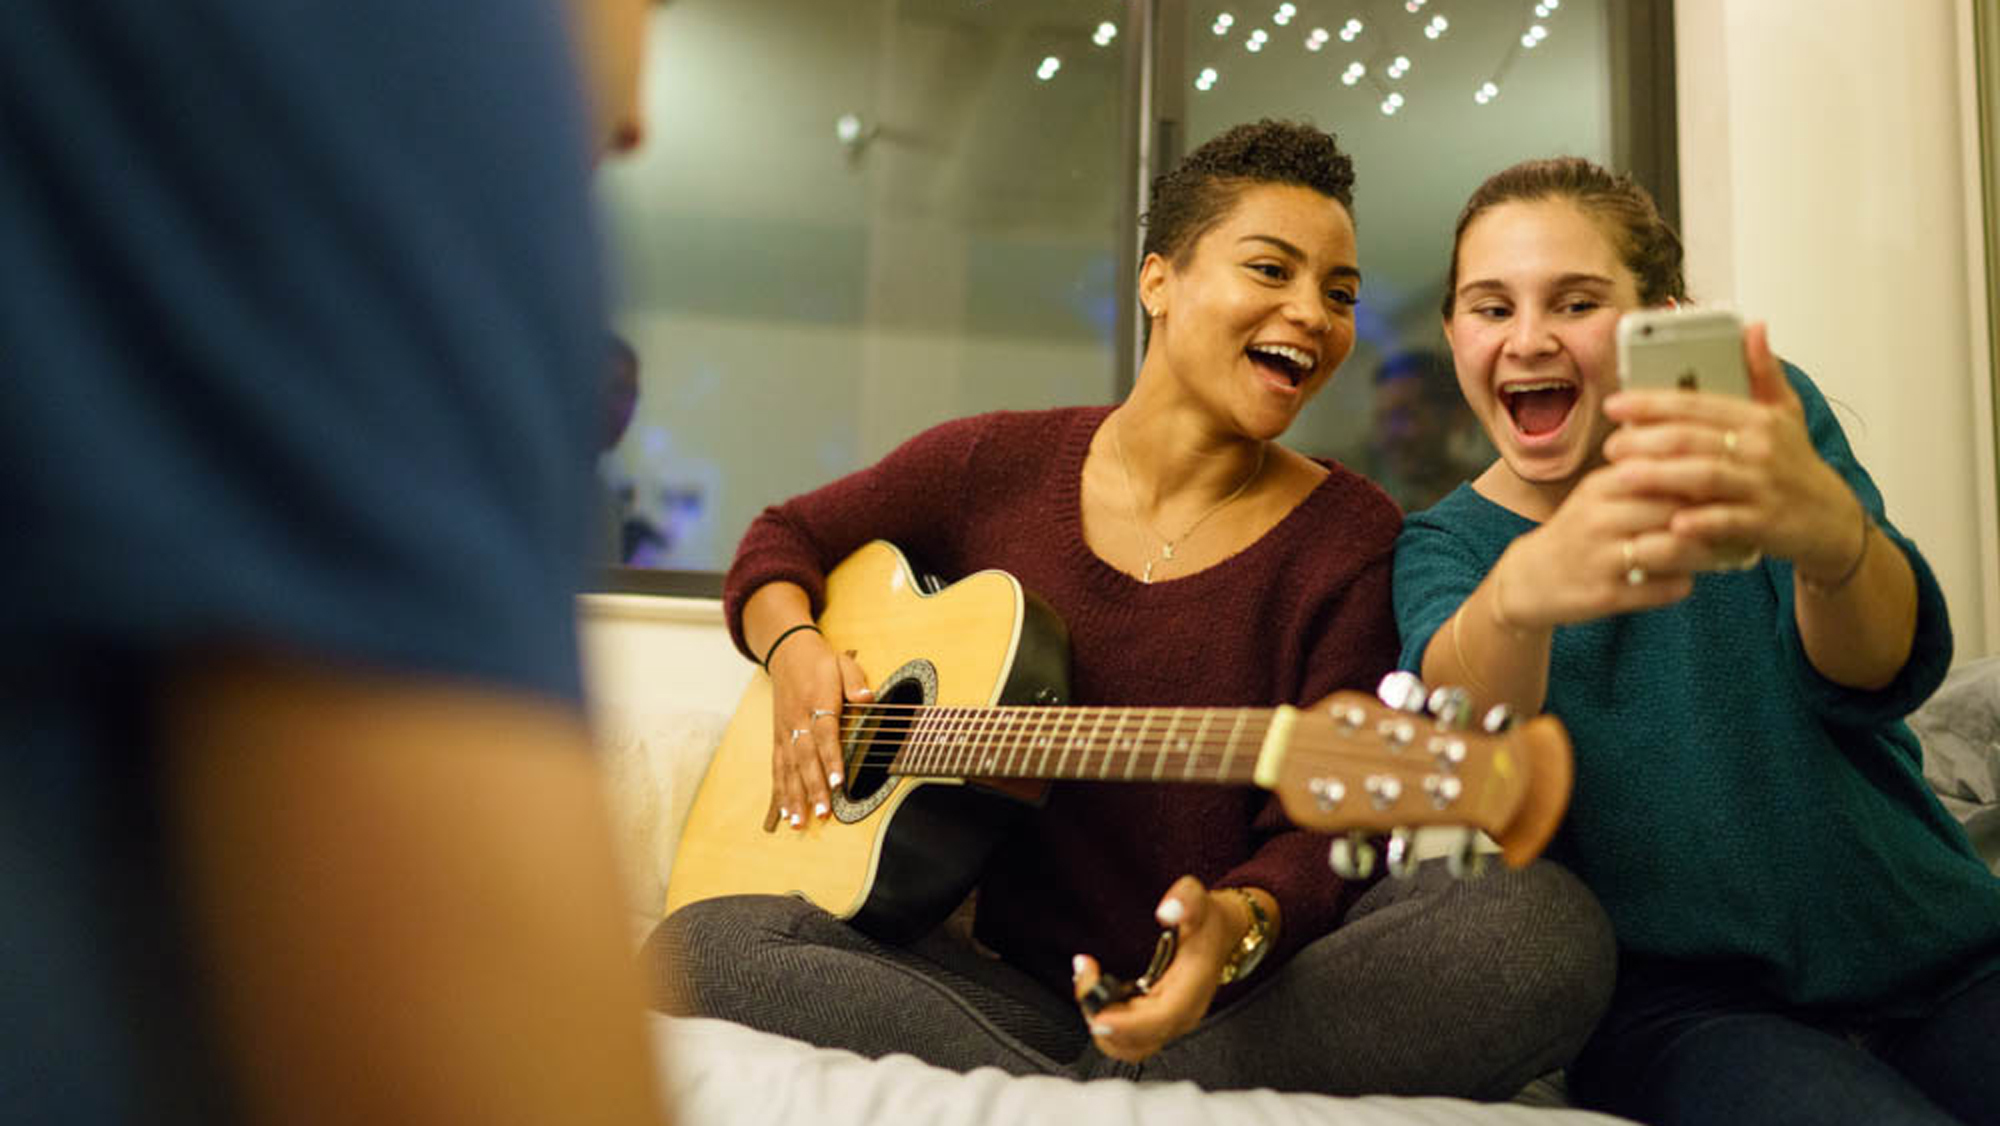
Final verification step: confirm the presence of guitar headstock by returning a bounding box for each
[1267,673,1572,872]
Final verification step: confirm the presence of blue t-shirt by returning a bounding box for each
[1392,365,2000,1012]
[1,0,606,1119]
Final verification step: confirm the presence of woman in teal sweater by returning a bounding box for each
[1393,156,2000,1126]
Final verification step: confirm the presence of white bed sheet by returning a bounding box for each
[653,1015,1636,1126]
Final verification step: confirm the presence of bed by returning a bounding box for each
[585,595,2000,1125]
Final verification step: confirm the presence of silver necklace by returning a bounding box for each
[1110,415,1269,584]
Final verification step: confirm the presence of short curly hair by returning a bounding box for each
[1441,156,1685,318]
[1141,119,1356,264]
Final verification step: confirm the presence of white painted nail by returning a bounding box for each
[789,812,803,827]
[1072,954,1089,979]
[813,801,828,818]
[828,771,843,788]
[1155,898,1185,926]
[1090,1023,1113,1038]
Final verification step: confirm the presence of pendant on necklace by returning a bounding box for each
[1160,542,1175,560]
[1141,558,1157,584]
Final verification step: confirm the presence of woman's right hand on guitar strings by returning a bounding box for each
[762,619,872,832]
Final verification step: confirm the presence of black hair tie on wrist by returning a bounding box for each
[761,623,822,672]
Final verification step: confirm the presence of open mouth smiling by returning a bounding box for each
[1499,379,1579,437]
[1247,343,1316,387]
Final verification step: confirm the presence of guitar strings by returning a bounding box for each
[812,704,1452,748]
[817,741,1474,786]
[788,704,1474,778]
[823,744,1460,777]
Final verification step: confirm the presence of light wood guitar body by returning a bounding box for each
[664,541,1572,943]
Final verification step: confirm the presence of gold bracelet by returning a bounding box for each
[1450,602,1497,699]
[1800,503,1872,597]
[1487,568,1530,638]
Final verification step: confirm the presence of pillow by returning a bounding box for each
[595,704,728,916]
[1908,655,2000,872]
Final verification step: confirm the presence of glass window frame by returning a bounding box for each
[593,0,1680,597]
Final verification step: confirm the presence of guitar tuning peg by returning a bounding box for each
[1481,702,1516,734]
[1307,775,1347,811]
[1376,671,1428,714]
[1326,700,1370,731]
[1329,831,1378,880]
[1385,827,1419,878]
[1426,686,1473,730]
[1444,829,1491,879]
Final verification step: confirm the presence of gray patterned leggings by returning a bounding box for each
[644,859,1614,1099]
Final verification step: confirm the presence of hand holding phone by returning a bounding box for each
[1615,307,1760,571]
[1616,307,1751,397]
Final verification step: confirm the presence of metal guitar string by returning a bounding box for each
[798,703,1474,775]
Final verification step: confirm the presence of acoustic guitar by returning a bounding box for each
[664,541,1572,942]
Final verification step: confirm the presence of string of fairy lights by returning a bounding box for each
[1030,1,1567,118]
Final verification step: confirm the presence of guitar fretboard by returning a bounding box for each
[856,704,1278,784]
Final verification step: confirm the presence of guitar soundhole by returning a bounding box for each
[831,659,937,823]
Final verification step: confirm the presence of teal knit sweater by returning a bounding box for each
[1393,366,2000,1012]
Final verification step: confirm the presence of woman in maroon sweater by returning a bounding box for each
[650,120,1613,1096]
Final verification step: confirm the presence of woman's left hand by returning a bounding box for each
[1069,876,1254,1064]
[1601,321,1863,577]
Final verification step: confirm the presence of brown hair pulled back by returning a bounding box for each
[1441,156,1685,318]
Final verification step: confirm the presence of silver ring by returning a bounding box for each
[1722,429,1740,457]
[809,708,838,720]
[1622,539,1647,586]
[789,728,811,743]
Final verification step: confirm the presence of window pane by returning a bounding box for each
[600,0,1131,570]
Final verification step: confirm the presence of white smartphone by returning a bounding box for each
[1614,307,1760,571]
[1616,307,1750,397]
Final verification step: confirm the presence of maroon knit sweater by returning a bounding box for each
[724,406,1403,1001]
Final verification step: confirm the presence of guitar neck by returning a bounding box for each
[862,703,1284,786]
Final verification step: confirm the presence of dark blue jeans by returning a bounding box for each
[1568,956,2000,1126]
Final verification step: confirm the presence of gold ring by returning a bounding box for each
[1722,429,1740,457]
[1622,539,1646,586]
[789,728,811,743]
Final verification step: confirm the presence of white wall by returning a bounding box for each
[1676,0,2000,661]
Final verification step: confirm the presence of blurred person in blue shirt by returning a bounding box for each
[0,0,672,1122]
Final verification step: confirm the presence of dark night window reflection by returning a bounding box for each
[598,0,1128,572]
[599,0,1665,575]
[1178,0,1629,511]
